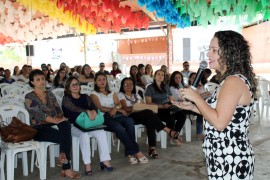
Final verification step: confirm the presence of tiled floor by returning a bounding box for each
[6,115,270,180]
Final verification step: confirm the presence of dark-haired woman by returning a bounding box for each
[42,66,53,90]
[53,67,67,88]
[110,62,122,78]
[169,71,186,102]
[78,64,95,85]
[62,77,113,175]
[118,77,183,158]
[129,65,145,89]
[25,69,80,179]
[90,72,148,164]
[145,69,186,145]
[172,30,256,179]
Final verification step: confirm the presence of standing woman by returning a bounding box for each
[118,77,183,158]
[110,62,122,78]
[25,69,80,179]
[141,64,153,87]
[90,72,148,164]
[62,77,113,175]
[173,31,256,179]
[145,70,186,145]
[53,67,68,88]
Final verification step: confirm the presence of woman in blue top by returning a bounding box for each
[145,69,186,145]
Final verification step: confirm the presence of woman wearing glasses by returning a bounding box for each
[62,77,113,176]
[118,77,183,158]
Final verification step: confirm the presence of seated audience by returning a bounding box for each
[53,67,67,88]
[118,77,183,159]
[145,69,186,145]
[90,72,148,164]
[78,64,95,85]
[141,64,153,87]
[62,77,113,175]
[17,64,30,83]
[110,62,122,78]
[0,69,15,84]
[25,69,81,179]
[96,62,111,76]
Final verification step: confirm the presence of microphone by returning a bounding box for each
[191,61,208,89]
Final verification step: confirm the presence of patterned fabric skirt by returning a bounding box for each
[202,138,255,180]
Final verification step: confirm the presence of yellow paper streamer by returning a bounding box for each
[17,0,96,35]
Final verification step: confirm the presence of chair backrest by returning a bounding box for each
[136,86,145,102]
[1,85,24,97]
[258,80,270,101]
[0,82,10,90]
[204,82,219,94]
[54,94,63,110]
[87,82,95,91]
[109,80,120,92]
[80,85,92,95]
[0,97,25,108]
[116,73,126,81]
[52,88,65,98]
[0,105,30,125]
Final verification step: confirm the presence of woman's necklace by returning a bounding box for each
[33,91,47,103]
[124,93,138,104]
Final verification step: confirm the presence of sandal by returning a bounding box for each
[169,130,181,140]
[128,155,138,165]
[61,169,81,179]
[84,171,92,176]
[59,153,68,164]
[170,139,182,146]
[135,152,148,164]
[148,148,159,159]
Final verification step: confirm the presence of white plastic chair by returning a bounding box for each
[258,80,270,118]
[80,85,92,95]
[52,88,65,98]
[31,142,58,180]
[1,85,24,97]
[87,82,95,91]
[204,82,219,94]
[0,97,25,108]
[116,73,126,81]
[0,105,41,180]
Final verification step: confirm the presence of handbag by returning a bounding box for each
[132,103,158,114]
[0,117,38,143]
[75,109,104,129]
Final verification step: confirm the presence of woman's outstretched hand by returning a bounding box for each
[171,100,195,111]
[179,87,201,102]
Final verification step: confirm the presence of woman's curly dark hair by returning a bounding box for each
[214,30,257,93]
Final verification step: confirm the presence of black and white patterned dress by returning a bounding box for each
[203,74,255,180]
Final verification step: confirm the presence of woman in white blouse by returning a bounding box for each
[140,64,153,86]
[90,72,148,165]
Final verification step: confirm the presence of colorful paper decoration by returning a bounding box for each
[138,0,270,28]
[52,0,151,33]
[17,0,97,35]
[0,0,73,44]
